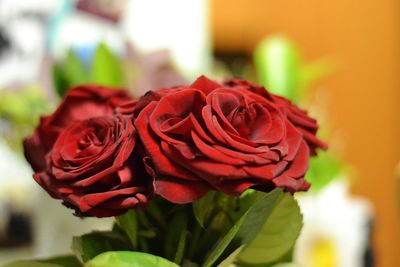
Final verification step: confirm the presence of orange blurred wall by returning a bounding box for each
[211,0,400,266]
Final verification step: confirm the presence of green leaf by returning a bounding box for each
[64,49,89,86]
[43,255,82,267]
[85,251,180,267]
[192,191,217,228]
[254,36,301,101]
[2,262,61,267]
[52,63,69,97]
[115,210,138,249]
[164,208,188,264]
[146,199,167,229]
[2,255,82,267]
[238,193,303,266]
[305,151,342,191]
[72,231,131,263]
[203,189,283,267]
[182,260,200,267]
[91,43,124,87]
[217,246,244,267]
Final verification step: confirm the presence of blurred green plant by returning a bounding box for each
[254,35,342,192]
[52,43,124,97]
[254,36,332,102]
[0,86,49,152]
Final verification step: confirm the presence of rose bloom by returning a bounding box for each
[24,85,150,217]
[24,85,131,172]
[134,76,327,203]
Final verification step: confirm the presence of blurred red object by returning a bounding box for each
[76,0,126,23]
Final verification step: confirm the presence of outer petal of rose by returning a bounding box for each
[213,179,255,196]
[283,141,310,178]
[81,207,127,217]
[272,174,310,192]
[66,187,145,213]
[284,121,303,161]
[23,133,47,172]
[243,161,288,180]
[298,128,329,153]
[135,102,199,181]
[70,193,147,217]
[224,79,273,100]
[49,85,131,128]
[154,178,210,203]
[190,75,222,95]
[33,172,63,198]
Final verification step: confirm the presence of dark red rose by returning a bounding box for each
[135,76,324,203]
[24,85,132,172]
[33,114,150,217]
[224,79,328,155]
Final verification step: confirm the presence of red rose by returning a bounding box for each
[33,114,149,217]
[135,76,324,204]
[24,85,132,172]
[224,79,328,154]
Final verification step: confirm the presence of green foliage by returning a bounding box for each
[90,43,124,88]
[42,255,82,267]
[0,86,49,152]
[3,262,61,267]
[52,43,124,98]
[305,151,342,191]
[72,231,131,263]
[254,36,332,103]
[85,251,179,267]
[115,210,138,250]
[6,191,304,267]
[217,246,244,267]
[254,36,300,100]
[0,86,48,125]
[203,189,283,267]
[164,208,188,264]
[3,255,82,267]
[237,193,303,266]
[53,49,89,97]
[193,191,217,228]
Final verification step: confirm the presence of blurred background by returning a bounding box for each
[0,0,399,266]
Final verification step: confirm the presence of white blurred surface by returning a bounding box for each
[295,180,373,267]
[122,0,212,79]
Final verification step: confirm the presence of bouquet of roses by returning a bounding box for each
[9,76,326,267]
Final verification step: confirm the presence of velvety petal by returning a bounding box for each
[191,75,222,95]
[243,161,288,180]
[191,131,246,165]
[66,187,146,213]
[154,178,210,204]
[213,144,279,164]
[161,142,250,181]
[135,102,199,181]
